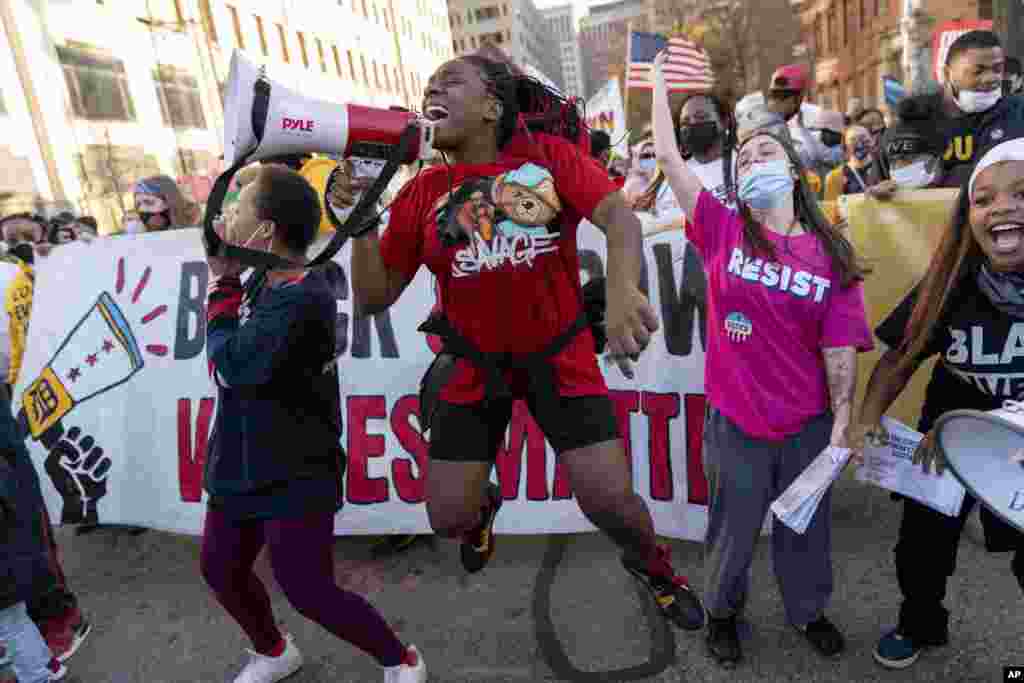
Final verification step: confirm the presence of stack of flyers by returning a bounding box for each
[855,417,965,517]
[771,446,852,534]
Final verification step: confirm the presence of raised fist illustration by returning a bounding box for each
[44,426,111,525]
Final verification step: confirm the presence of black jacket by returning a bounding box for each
[204,270,343,518]
[0,393,53,610]
[909,94,1024,188]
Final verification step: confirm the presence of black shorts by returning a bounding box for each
[428,394,620,463]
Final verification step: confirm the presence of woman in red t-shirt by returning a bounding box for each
[327,53,704,630]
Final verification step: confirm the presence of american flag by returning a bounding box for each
[625,32,714,92]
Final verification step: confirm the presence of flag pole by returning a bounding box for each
[623,21,632,137]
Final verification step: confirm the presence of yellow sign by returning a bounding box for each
[842,189,960,427]
[23,366,73,438]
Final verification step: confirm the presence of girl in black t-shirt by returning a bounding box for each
[854,137,1024,669]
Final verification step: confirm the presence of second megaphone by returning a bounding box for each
[222,50,435,166]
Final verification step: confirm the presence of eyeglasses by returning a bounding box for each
[639,153,656,160]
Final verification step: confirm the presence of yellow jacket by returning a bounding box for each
[824,166,846,205]
[5,260,32,387]
[298,157,340,235]
[804,170,822,197]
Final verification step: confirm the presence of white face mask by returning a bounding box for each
[891,159,937,189]
[955,87,1001,114]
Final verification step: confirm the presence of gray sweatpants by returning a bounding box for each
[703,408,834,626]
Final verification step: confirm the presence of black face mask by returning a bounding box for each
[139,210,172,230]
[820,129,842,147]
[8,242,34,264]
[679,122,720,156]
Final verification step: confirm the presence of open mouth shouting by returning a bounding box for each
[991,222,1024,255]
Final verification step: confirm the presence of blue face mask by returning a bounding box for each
[638,158,656,173]
[737,159,795,209]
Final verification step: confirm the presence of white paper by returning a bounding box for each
[771,446,851,534]
[855,417,966,517]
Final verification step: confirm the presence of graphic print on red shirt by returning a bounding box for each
[380,133,618,404]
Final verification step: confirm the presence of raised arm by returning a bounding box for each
[651,50,706,219]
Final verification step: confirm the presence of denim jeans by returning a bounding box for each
[0,602,51,683]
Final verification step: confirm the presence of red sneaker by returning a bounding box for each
[42,607,92,663]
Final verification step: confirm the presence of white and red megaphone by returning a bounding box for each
[222,49,435,166]
[206,50,434,266]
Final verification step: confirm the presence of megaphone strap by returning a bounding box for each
[316,122,420,259]
[203,66,418,273]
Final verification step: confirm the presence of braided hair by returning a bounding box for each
[458,55,586,151]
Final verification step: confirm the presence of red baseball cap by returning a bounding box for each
[769,64,809,93]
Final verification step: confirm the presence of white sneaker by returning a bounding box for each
[233,635,303,683]
[384,645,426,683]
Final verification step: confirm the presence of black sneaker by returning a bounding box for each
[622,544,705,631]
[460,482,502,573]
[796,615,845,658]
[706,615,742,668]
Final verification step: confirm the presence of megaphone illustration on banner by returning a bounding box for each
[20,292,144,445]
[935,401,1024,533]
[203,49,435,269]
[223,49,436,166]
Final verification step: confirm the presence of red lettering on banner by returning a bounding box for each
[390,395,429,503]
[608,390,640,466]
[346,395,389,504]
[496,400,548,501]
[642,392,679,501]
[684,393,709,505]
[177,397,214,503]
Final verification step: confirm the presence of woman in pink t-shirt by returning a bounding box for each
[651,50,874,668]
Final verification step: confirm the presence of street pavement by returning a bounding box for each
[8,474,1023,682]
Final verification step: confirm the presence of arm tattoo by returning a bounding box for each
[823,346,856,415]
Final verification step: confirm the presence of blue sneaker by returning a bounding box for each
[873,629,922,669]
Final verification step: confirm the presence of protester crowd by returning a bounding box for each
[2,28,1024,683]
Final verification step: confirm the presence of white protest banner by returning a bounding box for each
[15,225,710,539]
[585,79,628,158]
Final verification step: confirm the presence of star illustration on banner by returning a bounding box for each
[85,353,98,367]
[67,367,81,382]
[102,339,114,353]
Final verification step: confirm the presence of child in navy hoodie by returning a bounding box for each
[0,390,65,682]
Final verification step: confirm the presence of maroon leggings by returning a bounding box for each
[200,506,405,666]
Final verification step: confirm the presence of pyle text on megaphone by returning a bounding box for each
[222,49,436,167]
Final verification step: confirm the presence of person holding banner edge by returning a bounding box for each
[852,138,1024,670]
[202,165,426,683]
[327,51,706,632]
[651,49,874,667]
